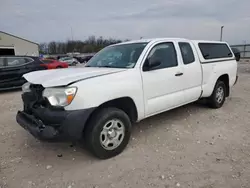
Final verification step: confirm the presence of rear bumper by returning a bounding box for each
[16,107,95,141]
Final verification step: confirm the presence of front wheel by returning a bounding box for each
[84,107,131,159]
[208,80,226,108]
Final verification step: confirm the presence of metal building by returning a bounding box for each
[0,31,39,56]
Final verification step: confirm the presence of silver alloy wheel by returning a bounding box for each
[100,119,125,151]
[216,86,224,104]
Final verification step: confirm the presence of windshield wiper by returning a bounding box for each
[100,65,120,68]
[84,65,124,68]
[93,65,125,68]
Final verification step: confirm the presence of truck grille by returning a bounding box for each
[30,84,44,96]
[22,84,45,113]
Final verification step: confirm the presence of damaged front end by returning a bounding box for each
[17,83,66,140]
[16,83,95,141]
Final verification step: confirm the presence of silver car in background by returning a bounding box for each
[59,57,80,66]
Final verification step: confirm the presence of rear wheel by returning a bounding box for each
[56,66,63,69]
[208,80,226,108]
[84,107,131,159]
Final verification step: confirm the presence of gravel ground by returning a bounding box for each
[1,63,250,188]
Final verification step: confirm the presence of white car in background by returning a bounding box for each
[59,57,80,66]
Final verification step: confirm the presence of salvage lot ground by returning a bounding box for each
[1,63,250,188]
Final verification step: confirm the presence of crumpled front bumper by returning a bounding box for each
[16,107,95,141]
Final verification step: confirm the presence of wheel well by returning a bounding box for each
[85,97,138,124]
[218,74,229,97]
[97,97,138,123]
[82,97,138,136]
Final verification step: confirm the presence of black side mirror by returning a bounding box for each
[231,48,241,62]
[143,58,161,71]
[235,53,241,62]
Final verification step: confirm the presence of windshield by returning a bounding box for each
[85,42,148,68]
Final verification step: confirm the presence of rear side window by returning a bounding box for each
[0,57,6,67]
[179,42,195,64]
[6,57,33,67]
[198,43,233,60]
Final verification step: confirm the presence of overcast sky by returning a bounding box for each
[1,0,250,44]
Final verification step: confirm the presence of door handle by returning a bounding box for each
[175,72,183,76]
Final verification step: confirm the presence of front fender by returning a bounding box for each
[65,69,145,120]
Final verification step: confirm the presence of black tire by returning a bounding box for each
[56,66,62,69]
[84,107,131,159]
[208,80,226,108]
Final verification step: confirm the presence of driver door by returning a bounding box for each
[141,42,185,117]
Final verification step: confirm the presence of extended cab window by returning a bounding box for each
[198,43,233,60]
[145,42,177,70]
[179,42,195,64]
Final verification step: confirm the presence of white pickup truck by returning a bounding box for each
[16,38,238,159]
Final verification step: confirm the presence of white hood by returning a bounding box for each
[23,67,126,87]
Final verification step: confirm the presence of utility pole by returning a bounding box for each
[71,27,74,41]
[243,40,246,58]
[70,27,75,54]
[220,26,224,41]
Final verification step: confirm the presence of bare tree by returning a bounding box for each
[40,36,125,54]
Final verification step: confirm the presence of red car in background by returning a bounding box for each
[40,59,68,69]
